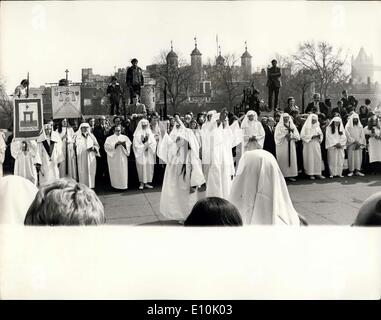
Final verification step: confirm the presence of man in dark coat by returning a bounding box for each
[126,58,144,103]
[305,93,328,115]
[261,116,276,158]
[266,59,282,111]
[107,76,122,115]
[331,100,349,125]
[93,116,110,187]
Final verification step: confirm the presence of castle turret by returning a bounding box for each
[351,47,374,84]
[240,42,252,81]
[166,41,178,67]
[191,37,202,82]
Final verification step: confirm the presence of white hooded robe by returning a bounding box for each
[104,133,132,189]
[229,149,300,225]
[300,114,323,176]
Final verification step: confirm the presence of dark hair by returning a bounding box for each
[271,59,277,64]
[287,97,294,106]
[342,90,347,95]
[337,100,343,106]
[111,76,117,81]
[21,79,29,86]
[131,58,138,64]
[184,197,243,226]
[113,116,122,123]
[365,98,371,105]
[330,118,343,135]
[353,195,381,226]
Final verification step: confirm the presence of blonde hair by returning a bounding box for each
[24,178,105,226]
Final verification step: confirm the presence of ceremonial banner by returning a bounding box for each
[51,86,81,119]
[13,98,43,140]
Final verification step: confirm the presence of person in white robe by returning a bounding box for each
[158,115,205,222]
[206,110,237,199]
[104,125,132,190]
[56,118,77,180]
[74,123,100,189]
[229,117,244,169]
[0,131,6,177]
[11,139,38,185]
[133,119,157,190]
[345,113,366,177]
[274,113,300,181]
[300,113,325,180]
[35,123,64,186]
[363,116,381,172]
[0,175,38,225]
[325,117,347,178]
[229,149,301,225]
[200,110,217,180]
[240,110,265,152]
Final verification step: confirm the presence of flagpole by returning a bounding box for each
[26,72,29,98]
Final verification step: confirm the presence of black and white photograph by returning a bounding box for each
[0,0,380,303]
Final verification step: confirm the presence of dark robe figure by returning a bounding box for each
[318,113,330,177]
[291,111,305,175]
[3,131,15,175]
[93,117,110,187]
[261,117,276,158]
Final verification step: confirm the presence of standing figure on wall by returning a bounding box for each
[126,58,144,103]
[266,59,282,111]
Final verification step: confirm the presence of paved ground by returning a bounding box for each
[96,174,381,226]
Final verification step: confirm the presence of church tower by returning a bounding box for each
[241,41,252,81]
[216,46,225,66]
[351,47,374,85]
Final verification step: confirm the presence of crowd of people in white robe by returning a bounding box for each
[2,94,381,226]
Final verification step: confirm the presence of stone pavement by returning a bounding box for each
[96,174,381,226]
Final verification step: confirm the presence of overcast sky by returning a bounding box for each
[1,1,380,94]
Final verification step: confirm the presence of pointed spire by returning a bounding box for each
[245,40,247,51]
[218,45,221,56]
[191,36,201,56]
[170,40,173,51]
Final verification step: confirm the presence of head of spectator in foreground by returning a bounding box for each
[24,178,105,226]
[184,197,243,226]
[0,175,39,225]
[229,149,301,225]
[352,192,381,226]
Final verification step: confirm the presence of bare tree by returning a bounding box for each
[293,41,349,99]
[208,53,243,111]
[151,51,192,113]
[290,69,315,112]
[0,81,13,127]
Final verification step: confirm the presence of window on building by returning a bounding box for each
[199,82,204,94]
[205,82,211,93]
